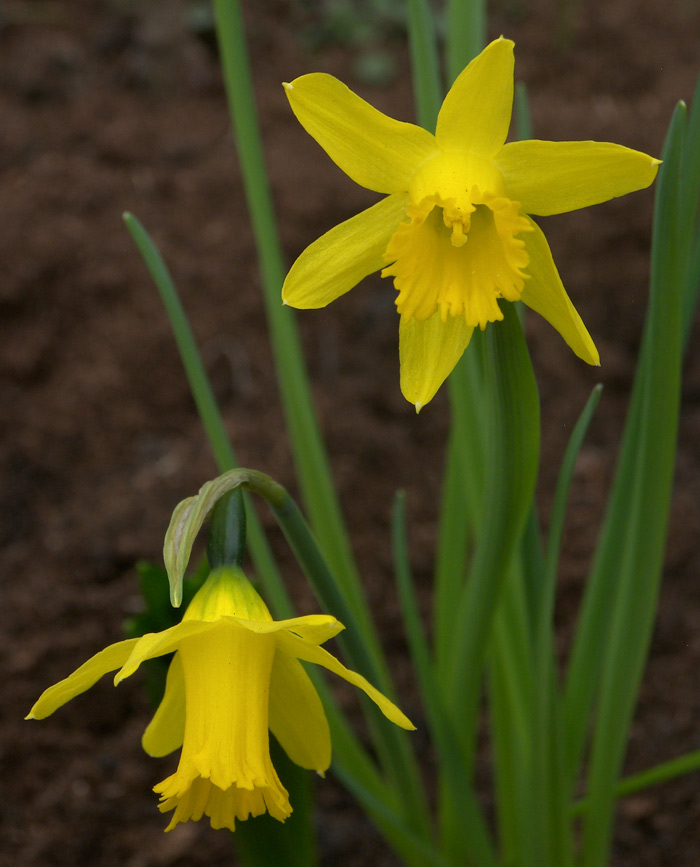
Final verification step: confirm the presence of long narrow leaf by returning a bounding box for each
[571,748,700,817]
[562,107,685,785]
[123,212,292,613]
[446,302,540,762]
[434,350,486,670]
[543,384,603,621]
[407,0,443,131]
[526,385,602,867]
[489,563,538,865]
[681,75,700,346]
[438,303,539,862]
[392,492,433,707]
[446,0,487,83]
[580,102,686,866]
[269,491,433,840]
[392,492,497,864]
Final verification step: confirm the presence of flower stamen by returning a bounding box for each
[382,189,533,330]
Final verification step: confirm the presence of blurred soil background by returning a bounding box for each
[2,0,700,864]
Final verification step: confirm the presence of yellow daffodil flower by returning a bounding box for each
[282,37,659,409]
[27,566,413,832]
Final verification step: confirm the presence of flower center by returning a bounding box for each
[381,188,533,329]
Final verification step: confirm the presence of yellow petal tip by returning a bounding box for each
[25,712,35,721]
[282,81,293,92]
[494,34,514,48]
[651,158,662,167]
[414,402,423,414]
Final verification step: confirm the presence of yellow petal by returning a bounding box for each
[496,140,660,216]
[283,74,437,193]
[142,652,186,757]
[399,311,474,410]
[26,638,139,720]
[114,620,215,684]
[225,612,344,644]
[269,652,331,772]
[520,217,599,365]
[436,37,515,157]
[276,631,415,731]
[282,193,407,308]
[155,624,291,826]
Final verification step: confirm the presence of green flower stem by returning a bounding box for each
[270,492,388,685]
[579,103,686,867]
[207,488,247,569]
[446,0,487,84]
[211,0,385,678]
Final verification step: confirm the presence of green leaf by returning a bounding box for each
[577,101,686,867]
[439,302,540,859]
[407,0,443,130]
[445,0,487,83]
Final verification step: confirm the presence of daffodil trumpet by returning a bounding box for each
[281,37,659,409]
[27,566,414,832]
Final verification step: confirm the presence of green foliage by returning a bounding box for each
[122,0,700,863]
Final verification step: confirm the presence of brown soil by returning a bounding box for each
[3,1,700,865]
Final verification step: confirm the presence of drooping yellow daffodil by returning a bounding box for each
[27,566,413,832]
[282,37,659,409]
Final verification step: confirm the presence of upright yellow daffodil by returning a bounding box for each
[27,566,413,832]
[282,37,659,409]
